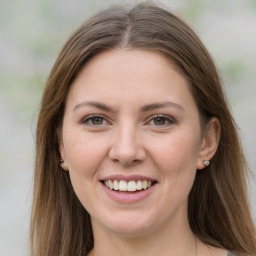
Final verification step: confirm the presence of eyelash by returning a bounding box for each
[81,114,110,126]
[81,114,176,127]
[147,114,176,127]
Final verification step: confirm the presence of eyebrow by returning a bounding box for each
[73,101,114,112]
[73,100,184,112]
[140,102,184,112]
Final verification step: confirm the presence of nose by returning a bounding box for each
[108,124,146,166]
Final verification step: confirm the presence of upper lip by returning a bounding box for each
[100,174,157,182]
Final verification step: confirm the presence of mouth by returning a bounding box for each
[101,179,157,192]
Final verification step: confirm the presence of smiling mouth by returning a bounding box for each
[102,180,156,192]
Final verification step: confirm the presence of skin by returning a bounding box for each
[59,49,224,256]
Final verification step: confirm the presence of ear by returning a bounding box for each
[197,117,221,170]
[58,129,69,171]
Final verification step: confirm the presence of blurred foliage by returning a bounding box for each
[0,75,43,116]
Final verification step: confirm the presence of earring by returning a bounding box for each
[60,159,64,164]
[203,160,210,166]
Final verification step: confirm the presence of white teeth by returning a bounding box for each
[127,181,137,191]
[104,179,154,191]
[113,180,119,190]
[136,180,142,190]
[119,180,128,191]
[109,180,113,189]
[142,180,147,190]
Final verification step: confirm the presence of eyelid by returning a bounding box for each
[80,114,176,127]
[81,114,111,126]
[147,114,176,126]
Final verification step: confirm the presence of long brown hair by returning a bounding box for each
[31,3,256,256]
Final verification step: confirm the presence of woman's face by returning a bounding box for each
[60,49,213,236]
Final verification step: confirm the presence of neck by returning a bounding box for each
[90,217,197,256]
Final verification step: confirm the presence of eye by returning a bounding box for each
[153,116,167,125]
[82,115,109,126]
[148,115,175,126]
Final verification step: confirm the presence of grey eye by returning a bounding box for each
[153,117,167,125]
[91,116,104,125]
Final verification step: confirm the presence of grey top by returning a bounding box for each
[227,252,237,256]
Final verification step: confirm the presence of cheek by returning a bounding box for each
[63,132,108,210]
[63,131,108,176]
[150,132,200,189]
[153,135,200,212]
[152,132,200,167]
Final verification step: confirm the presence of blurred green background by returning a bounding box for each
[0,0,255,255]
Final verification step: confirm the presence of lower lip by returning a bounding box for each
[101,182,156,204]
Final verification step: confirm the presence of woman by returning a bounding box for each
[30,3,256,256]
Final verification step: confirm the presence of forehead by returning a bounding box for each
[76,49,184,82]
[66,49,197,112]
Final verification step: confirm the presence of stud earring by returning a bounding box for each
[60,159,64,164]
[203,160,210,166]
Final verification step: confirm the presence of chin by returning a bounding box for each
[107,223,153,237]
[93,211,156,237]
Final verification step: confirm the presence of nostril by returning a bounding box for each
[108,137,146,165]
